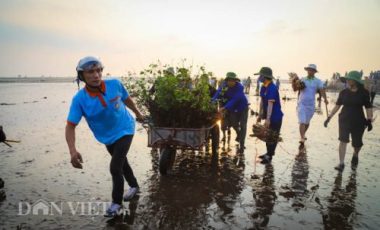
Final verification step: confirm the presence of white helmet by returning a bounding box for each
[76,56,104,81]
[76,56,104,71]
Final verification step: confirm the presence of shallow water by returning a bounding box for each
[0,82,380,229]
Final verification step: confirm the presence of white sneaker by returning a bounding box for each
[123,187,139,201]
[104,202,122,217]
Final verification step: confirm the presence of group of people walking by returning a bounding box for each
[211,64,374,170]
[64,56,374,217]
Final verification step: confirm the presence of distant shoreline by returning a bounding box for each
[0,77,290,84]
[0,77,76,83]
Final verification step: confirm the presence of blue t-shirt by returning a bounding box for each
[67,79,135,145]
[260,82,283,122]
[212,82,249,112]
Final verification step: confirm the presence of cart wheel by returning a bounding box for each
[211,124,220,158]
[159,147,175,175]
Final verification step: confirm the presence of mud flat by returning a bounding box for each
[0,83,379,229]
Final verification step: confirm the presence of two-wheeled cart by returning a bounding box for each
[143,123,220,175]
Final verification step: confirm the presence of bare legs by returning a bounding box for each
[299,123,310,142]
[336,142,361,171]
[338,142,347,165]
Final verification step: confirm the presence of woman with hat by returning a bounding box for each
[255,67,284,164]
[324,71,373,171]
[212,72,249,153]
[294,64,328,146]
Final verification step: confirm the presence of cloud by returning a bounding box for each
[253,20,306,38]
[264,20,288,35]
[291,28,307,34]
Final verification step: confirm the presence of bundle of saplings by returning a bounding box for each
[251,124,283,144]
[123,63,218,128]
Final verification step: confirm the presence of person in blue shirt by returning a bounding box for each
[65,56,144,217]
[255,67,284,164]
[212,72,249,153]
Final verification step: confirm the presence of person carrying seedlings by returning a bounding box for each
[324,71,373,171]
[65,56,145,217]
[212,72,249,153]
[292,64,328,146]
[255,67,284,164]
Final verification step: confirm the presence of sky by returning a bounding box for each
[0,0,379,79]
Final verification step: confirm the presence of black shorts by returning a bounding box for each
[339,120,365,148]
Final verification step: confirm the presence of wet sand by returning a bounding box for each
[0,83,380,229]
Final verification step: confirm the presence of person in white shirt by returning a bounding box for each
[292,64,328,146]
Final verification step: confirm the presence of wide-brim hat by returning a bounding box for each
[304,64,318,72]
[254,67,274,79]
[341,70,364,85]
[225,72,240,81]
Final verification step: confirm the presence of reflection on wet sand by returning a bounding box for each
[291,148,310,211]
[130,149,245,229]
[215,152,245,218]
[252,164,276,228]
[221,134,232,152]
[278,147,310,213]
[105,196,140,229]
[323,171,357,230]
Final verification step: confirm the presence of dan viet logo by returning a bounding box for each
[18,199,116,216]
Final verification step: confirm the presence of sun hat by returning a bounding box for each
[254,67,274,79]
[304,64,318,72]
[342,70,364,85]
[225,72,240,81]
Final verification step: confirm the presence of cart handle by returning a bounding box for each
[139,118,168,141]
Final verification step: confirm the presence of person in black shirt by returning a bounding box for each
[324,71,373,171]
